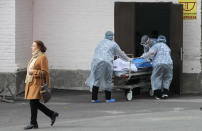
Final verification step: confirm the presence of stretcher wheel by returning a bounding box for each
[149,88,153,96]
[126,90,133,101]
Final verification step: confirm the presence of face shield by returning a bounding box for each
[140,38,150,48]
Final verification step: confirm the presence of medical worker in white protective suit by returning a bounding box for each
[85,31,131,103]
[142,35,173,100]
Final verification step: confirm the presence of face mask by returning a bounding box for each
[144,43,150,48]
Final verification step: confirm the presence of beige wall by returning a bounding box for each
[33,0,114,70]
[32,0,201,73]
[0,0,16,72]
[15,0,33,69]
[0,0,201,74]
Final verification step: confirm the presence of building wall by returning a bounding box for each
[0,0,33,72]
[33,0,114,70]
[32,0,201,74]
[0,0,201,95]
[183,0,201,73]
[0,0,16,72]
[15,0,33,70]
[30,0,202,93]
[1,0,200,73]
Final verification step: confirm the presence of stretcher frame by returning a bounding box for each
[113,55,153,101]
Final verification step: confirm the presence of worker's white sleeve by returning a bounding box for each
[116,49,130,62]
[143,50,156,59]
[140,53,146,58]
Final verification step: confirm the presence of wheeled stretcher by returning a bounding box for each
[113,58,153,101]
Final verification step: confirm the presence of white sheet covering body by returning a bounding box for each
[113,58,137,72]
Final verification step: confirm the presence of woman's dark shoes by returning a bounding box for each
[24,124,38,130]
[51,112,59,126]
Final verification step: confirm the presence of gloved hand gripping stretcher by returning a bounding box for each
[113,57,153,101]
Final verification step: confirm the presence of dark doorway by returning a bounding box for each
[135,3,170,56]
[114,2,183,95]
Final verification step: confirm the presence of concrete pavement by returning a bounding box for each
[0,89,202,131]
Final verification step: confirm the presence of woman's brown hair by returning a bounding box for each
[34,40,47,52]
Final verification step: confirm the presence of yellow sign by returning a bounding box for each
[179,0,197,19]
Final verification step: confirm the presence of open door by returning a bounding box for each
[169,4,183,94]
[114,2,136,55]
[114,2,183,95]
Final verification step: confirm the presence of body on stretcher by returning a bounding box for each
[113,58,153,101]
